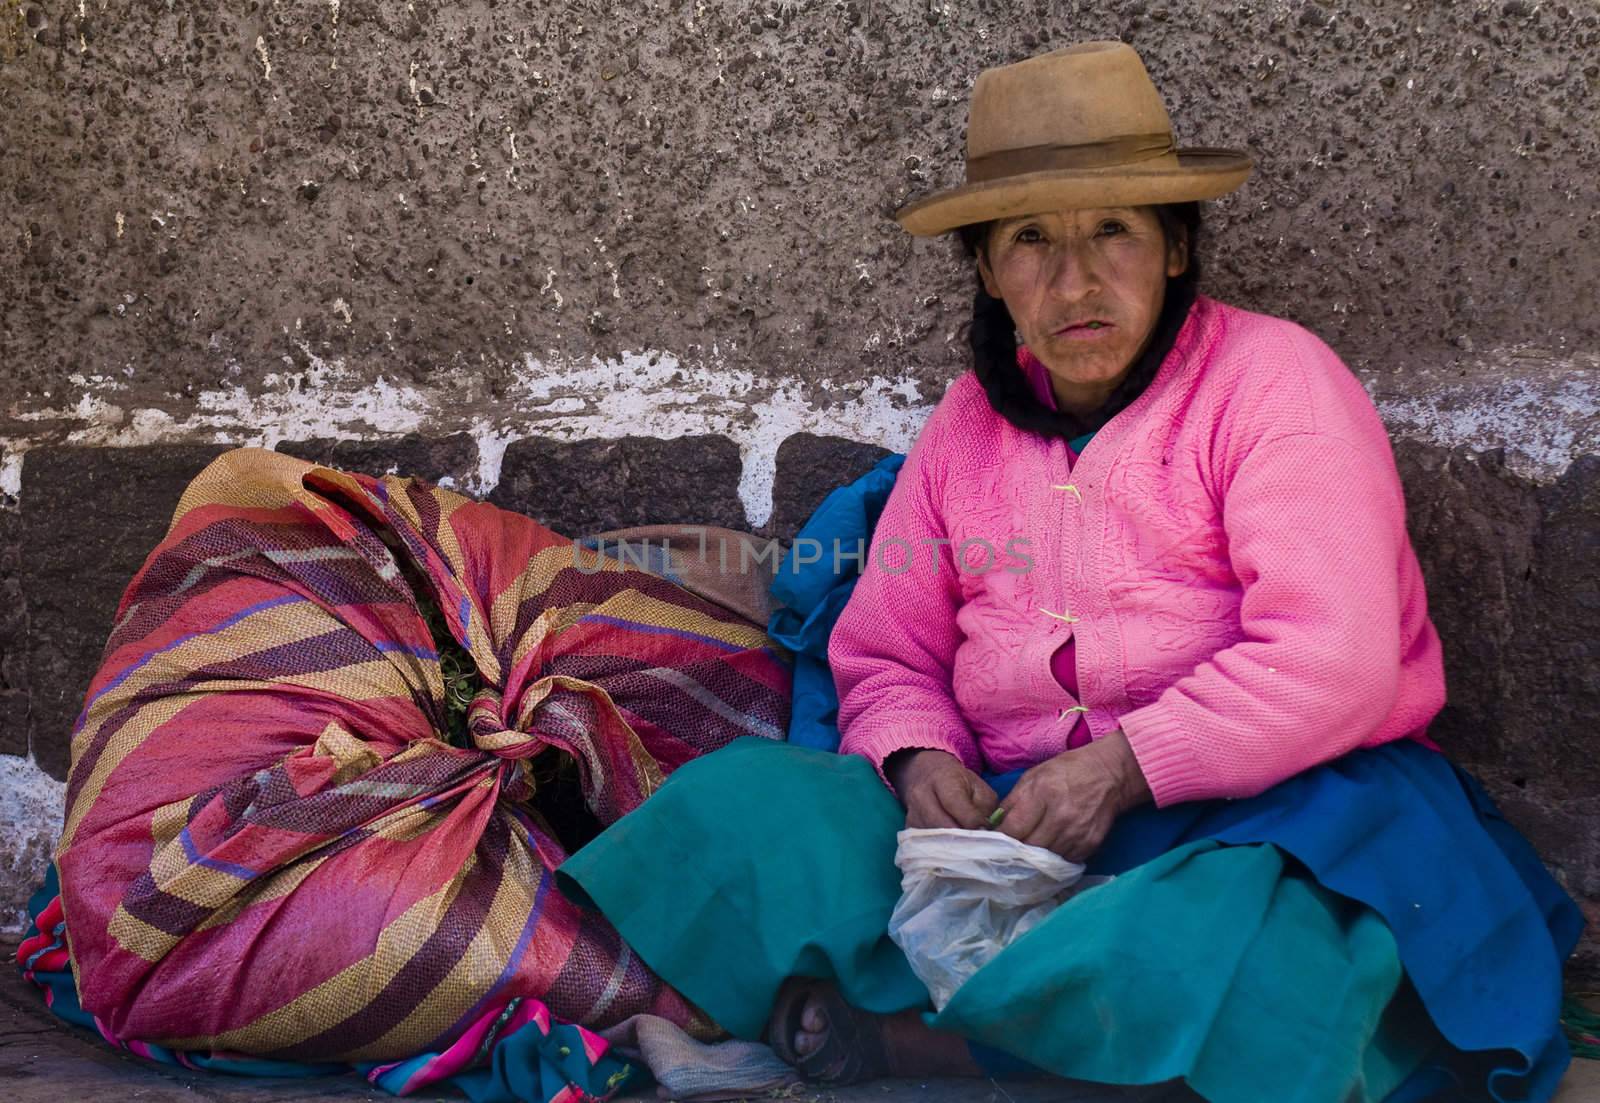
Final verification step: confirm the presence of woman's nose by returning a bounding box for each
[1044,243,1101,302]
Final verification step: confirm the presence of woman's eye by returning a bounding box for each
[1098,221,1128,236]
[1014,226,1044,244]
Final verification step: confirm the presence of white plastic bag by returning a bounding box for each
[886,827,1109,1011]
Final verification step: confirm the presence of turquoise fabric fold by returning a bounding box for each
[558,743,926,1038]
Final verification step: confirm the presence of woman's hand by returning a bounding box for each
[996,731,1152,862]
[885,749,1000,830]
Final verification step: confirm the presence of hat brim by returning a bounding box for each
[894,149,1254,236]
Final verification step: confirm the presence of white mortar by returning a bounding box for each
[2,345,936,527]
[0,451,22,501]
[7,345,1589,529]
[1370,369,1598,482]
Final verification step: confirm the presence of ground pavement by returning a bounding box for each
[5,942,1598,1102]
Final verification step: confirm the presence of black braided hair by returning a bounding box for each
[956,203,1204,440]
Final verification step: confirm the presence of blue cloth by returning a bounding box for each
[767,453,904,750]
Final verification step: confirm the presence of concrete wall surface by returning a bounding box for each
[2,0,1597,976]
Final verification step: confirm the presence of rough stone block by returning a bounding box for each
[19,445,229,780]
[0,510,26,759]
[767,433,894,540]
[1527,455,1600,782]
[1399,445,1600,789]
[489,436,745,536]
[1396,442,1542,767]
[0,693,27,760]
[275,433,479,487]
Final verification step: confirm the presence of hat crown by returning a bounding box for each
[966,41,1174,164]
[893,40,1252,236]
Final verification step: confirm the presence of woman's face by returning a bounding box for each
[977,206,1188,406]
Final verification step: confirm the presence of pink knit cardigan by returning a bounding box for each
[829,294,1446,807]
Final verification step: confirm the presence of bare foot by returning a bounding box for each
[773,984,980,1080]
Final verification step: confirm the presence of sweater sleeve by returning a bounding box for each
[829,403,981,785]
[1119,425,1413,806]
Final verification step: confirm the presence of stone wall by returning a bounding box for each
[2,0,1597,973]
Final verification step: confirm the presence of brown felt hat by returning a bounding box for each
[895,41,1253,236]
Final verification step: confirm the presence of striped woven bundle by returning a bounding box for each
[54,447,790,1064]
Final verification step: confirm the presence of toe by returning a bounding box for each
[800,995,828,1034]
[794,1027,824,1057]
[792,993,831,1060]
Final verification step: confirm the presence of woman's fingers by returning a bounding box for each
[897,756,1011,832]
[1000,782,1093,856]
[903,764,1001,830]
[930,772,986,829]
[996,781,1049,845]
[904,792,958,829]
[991,750,1129,859]
[958,775,1001,826]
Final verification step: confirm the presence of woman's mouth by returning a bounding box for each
[1056,320,1114,339]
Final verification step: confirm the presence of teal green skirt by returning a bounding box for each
[558,739,1446,1103]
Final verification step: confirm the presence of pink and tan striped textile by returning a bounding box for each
[54,448,789,1062]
